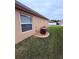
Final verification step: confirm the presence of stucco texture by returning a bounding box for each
[15,9,48,44]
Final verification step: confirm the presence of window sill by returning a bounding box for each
[22,30,33,34]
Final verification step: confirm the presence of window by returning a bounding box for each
[20,14,32,32]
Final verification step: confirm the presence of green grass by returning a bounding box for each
[15,25,63,59]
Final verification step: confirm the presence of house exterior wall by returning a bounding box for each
[32,16,48,32]
[15,9,48,44]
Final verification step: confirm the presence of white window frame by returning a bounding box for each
[20,13,32,32]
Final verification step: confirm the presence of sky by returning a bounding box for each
[17,0,63,20]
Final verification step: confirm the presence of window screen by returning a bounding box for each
[20,14,32,32]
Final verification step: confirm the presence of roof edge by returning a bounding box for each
[15,1,49,20]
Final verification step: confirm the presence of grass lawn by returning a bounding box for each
[15,25,63,59]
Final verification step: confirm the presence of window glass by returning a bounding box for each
[21,15,32,24]
[20,14,32,32]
